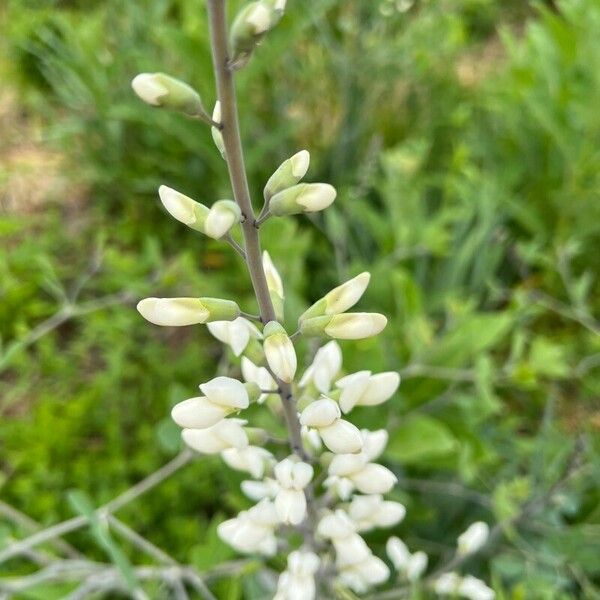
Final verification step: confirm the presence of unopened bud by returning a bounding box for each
[300,312,387,340]
[300,272,370,322]
[211,101,226,158]
[159,185,209,232]
[204,200,241,239]
[131,73,204,117]
[270,183,336,216]
[264,150,310,200]
[137,297,240,326]
[263,321,296,383]
[230,2,272,69]
[262,251,284,320]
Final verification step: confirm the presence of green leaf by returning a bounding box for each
[386,415,457,464]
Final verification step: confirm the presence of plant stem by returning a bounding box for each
[205,0,317,550]
[206,0,308,462]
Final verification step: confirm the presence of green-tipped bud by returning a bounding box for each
[244,382,262,403]
[264,150,310,200]
[158,186,240,239]
[159,185,209,232]
[270,183,337,216]
[299,313,387,340]
[137,297,240,326]
[211,101,226,159]
[299,272,371,322]
[131,73,204,117]
[230,2,273,69]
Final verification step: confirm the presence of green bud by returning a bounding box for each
[264,150,310,200]
[198,297,241,321]
[230,2,272,69]
[131,73,205,117]
[244,382,262,403]
[270,183,337,216]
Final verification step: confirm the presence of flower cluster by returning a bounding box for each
[132,1,496,597]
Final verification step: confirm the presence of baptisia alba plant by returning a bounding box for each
[132,1,496,597]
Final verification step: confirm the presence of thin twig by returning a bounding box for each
[0,451,194,564]
[224,233,247,260]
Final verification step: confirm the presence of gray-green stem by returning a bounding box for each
[206,0,317,548]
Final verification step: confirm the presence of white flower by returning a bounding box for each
[263,322,297,383]
[131,73,168,105]
[338,554,390,594]
[300,398,362,454]
[316,510,356,540]
[300,312,387,340]
[245,2,271,34]
[406,551,428,581]
[433,572,462,595]
[157,186,240,238]
[204,200,242,239]
[221,445,275,478]
[301,425,322,453]
[457,521,490,555]
[299,341,342,393]
[207,317,262,356]
[270,183,337,216]
[217,499,278,556]
[241,357,277,403]
[137,297,239,326]
[387,537,428,581]
[137,297,208,326]
[211,101,225,157]
[329,449,397,495]
[241,478,279,501]
[263,251,284,297]
[336,370,400,413]
[386,537,411,571]
[181,419,248,454]
[348,495,406,532]
[458,575,495,600]
[172,376,248,429]
[322,475,355,500]
[334,533,371,567]
[274,550,320,600]
[273,457,313,525]
[300,273,371,322]
[360,429,389,461]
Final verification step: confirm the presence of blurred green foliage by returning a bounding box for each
[1,0,599,597]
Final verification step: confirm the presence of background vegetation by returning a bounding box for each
[1,0,599,597]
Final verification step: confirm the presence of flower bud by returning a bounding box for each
[199,376,249,409]
[158,186,209,232]
[360,429,389,461]
[181,419,248,454]
[158,186,240,239]
[263,321,296,383]
[386,537,410,571]
[172,397,230,429]
[457,521,489,555]
[319,419,363,454]
[207,317,262,357]
[270,183,336,216]
[211,101,226,158]
[349,495,406,532]
[338,555,390,594]
[300,398,341,428]
[433,572,462,595]
[299,341,342,394]
[263,251,285,320]
[264,150,310,200]
[241,357,277,403]
[241,478,279,501]
[204,200,242,239]
[300,312,387,340]
[300,272,370,322]
[262,0,287,25]
[222,445,275,478]
[230,2,272,69]
[458,575,495,600]
[406,551,428,581]
[336,370,400,413]
[317,510,356,540]
[275,489,307,525]
[137,297,240,326]
[131,73,204,116]
[350,463,397,495]
[334,533,371,567]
